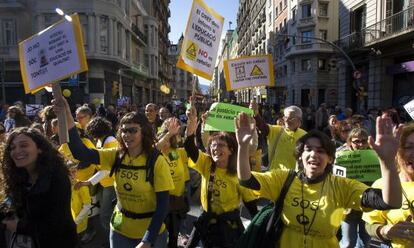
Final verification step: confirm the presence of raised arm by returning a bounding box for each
[184,101,199,162]
[53,96,99,164]
[368,116,403,208]
[235,113,255,181]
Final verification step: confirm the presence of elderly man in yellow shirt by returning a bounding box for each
[252,101,307,171]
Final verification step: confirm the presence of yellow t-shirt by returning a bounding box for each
[267,125,307,171]
[98,148,175,239]
[96,137,118,187]
[71,185,91,234]
[189,151,257,214]
[163,148,190,197]
[252,170,369,248]
[363,179,414,248]
[59,138,97,181]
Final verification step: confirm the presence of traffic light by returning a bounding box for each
[112,81,119,97]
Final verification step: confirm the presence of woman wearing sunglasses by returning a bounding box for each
[363,124,414,248]
[53,96,174,248]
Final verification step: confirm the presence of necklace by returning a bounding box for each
[298,174,327,248]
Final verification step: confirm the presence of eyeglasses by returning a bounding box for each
[120,127,141,134]
[210,142,228,149]
[283,116,298,122]
[351,139,367,145]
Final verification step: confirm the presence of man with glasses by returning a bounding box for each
[252,102,307,171]
[75,105,93,130]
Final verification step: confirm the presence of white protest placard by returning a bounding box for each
[404,98,414,120]
[333,165,347,178]
[224,54,275,91]
[19,13,88,94]
[25,104,43,117]
[176,0,224,80]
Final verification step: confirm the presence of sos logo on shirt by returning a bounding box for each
[120,169,139,181]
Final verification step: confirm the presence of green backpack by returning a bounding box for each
[237,170,296,248]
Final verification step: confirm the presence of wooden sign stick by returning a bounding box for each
[52,82,69,144]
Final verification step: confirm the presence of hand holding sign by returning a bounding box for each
[186,96,198,136]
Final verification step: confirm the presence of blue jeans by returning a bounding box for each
[109,229,168,248]
[340,210,371,248]
[97,186,116,231]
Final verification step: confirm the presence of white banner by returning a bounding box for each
[404,98,414,120]
[224,54,275,91]
[19,13,88,94]
[176,0,224,80]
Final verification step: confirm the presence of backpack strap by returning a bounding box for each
[266,169,296,233]
[145,149,161,186]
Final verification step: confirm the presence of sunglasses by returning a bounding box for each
[351,139,367,145]
[120,127,140,134]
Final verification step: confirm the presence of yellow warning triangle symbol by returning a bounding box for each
[250,65,263,76]
[186,43,197,58]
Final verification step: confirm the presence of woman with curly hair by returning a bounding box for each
[54,96,174,248]
[1,127,77,247]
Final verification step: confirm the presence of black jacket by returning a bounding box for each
[16,167,77,248]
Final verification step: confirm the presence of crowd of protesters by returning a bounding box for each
[0,97,413,248]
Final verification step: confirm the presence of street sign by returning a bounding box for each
[353,70,362,79]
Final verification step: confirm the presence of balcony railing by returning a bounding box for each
[130,64,149,77]
[337,5,414,50]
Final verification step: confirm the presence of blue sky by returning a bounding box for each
[169,0,239,85]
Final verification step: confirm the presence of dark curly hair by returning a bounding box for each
[206,132,238,175]
[86,117,113,139]
[116,112,155,157]
[295,130,336,173]
[2,127,68,210]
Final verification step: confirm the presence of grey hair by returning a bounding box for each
[284,105,303,119]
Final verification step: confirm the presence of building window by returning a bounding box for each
[0,19,16,46]
[100,16,109,54]
[117,23,122,56]
[275,7,278,16]
[301,30,313,43]
[318,59,327,70]
[302,4,312,18]
[291,61,296,73]
[283,18,287,28]
[283,65,287,76]
[284,0,287,8]
[301,59,311,71]
[279,2,282,11]
[79,15,88,51]
[319,3,328,17]
[292,7,296,21]
[319,29,327,40]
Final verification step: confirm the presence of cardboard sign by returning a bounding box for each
[25,104,43,117]
[19,13,88,93]
[204,102,253,132]
[335,150,381,182]
[176,0,224,80]
[404,98,414,120]
[224,54,275,91]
